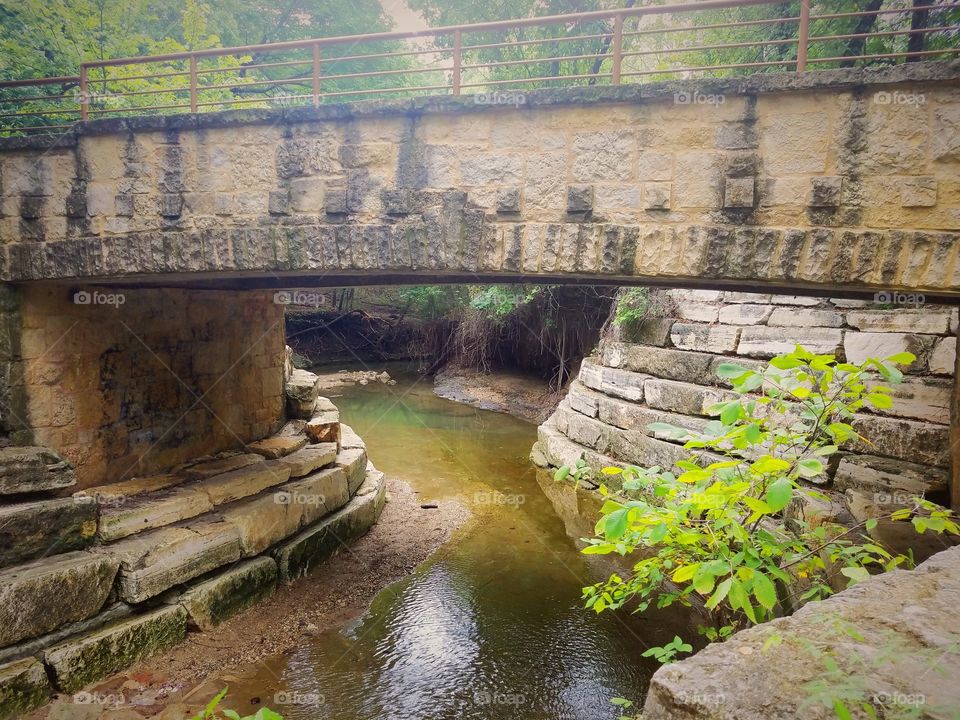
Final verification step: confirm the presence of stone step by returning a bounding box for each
[0,552,118,650]
[0,657,51,718]
[275,443,337,478]
[246,435,307,459]
[181,453,264,480]
[286,369,321,418]
[275,465,387,583]
[336,446,368,496]
[306,397,341,445]
[180,557,277,631]
[0,497,96,569]
[97,520,241,604]
[0,446,76,496]
[73,472,185,504]
[43,605,187,694]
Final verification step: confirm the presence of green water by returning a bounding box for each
[240,370,693,720]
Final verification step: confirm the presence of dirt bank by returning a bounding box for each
[432,365,561,423]
[28,477,469,720]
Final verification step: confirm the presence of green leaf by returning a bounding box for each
[223,712,241,720]
[865,518,878,531]
[705,577,733,610]
[693,569,716,595]
[604,509,630,540]
[672,563,700,583]
[752,571,778,610]
[554,466,570,482]
[796,458,824,479]
[716,363,750,378]
[744,423,762,444]
[886,352,917,366]
[765,478,793,513]
[840,566,870,584]
[833,699,852,720]
[720,401,741,426]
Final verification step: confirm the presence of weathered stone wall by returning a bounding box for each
[0,63,958,296]
[16,286,285,488]
[533,290,958,528]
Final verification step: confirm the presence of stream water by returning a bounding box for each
[235,369,693,720]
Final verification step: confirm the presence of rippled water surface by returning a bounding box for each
[239,369,693,720]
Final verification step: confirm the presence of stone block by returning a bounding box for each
[622,318,674,346]
[0,497,97,569]
[676,302,719,323]
[724,292,772,303]
[284,465,350,526]
[74,473,183,504]
[929,337,956,375]
[114,194,134,217]
[324,186,348,215]
[339,423,365,450]
[19,196,43,220]
[567,381,600,418]
[274,468,385,583]
[382,189,412,215]
[247,435,307,459]
[0,657,51,719]
[289,177,324,213]
[566,185,594,213]
[598,395,711,438]
[844,309,952,335]
[770,295,821,306]
[718,304,773,326]
[268,189,289,215]
[496,187,521,213]
[671,323,740,353]
[200,460,292,506]
[220,492,304,556]
[335,447,368,496]
[849,413,949,467]
[0,552,118,648]
[643,182,672,210]
[97,486,213,542]
[305,397,340,445]
[809,176,842,207]
[65,191,87,219]
[0,446,76,495]
[723,177,754,208]
[602,343,715,385]
[183,453,263,480]
[159,194,183,218]
[833,454,948,497]
[286,369,320,419]
[738,326,843,358]
[276,443,337,478]
[180,557,278,631]
[637,151,673,181]
[645,378,730,417]
[104,521,241,603]
[900,176,937,207]
[843,332,937,368]
[43,605,187,694]
[768,308,843,328]
[867,377,952,424]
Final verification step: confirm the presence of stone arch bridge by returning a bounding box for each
[0,61,958,490]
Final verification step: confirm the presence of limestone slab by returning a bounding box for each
[336,447,368,496]
[219,492,304,556]
[338,423,365,450]
[0,552,118,648]
[276,443,337,478]
[180,557,277,631]
[182,453,264,480]
[843,331,938,369]
[833,454,949,497]
[929,337,956,375]
[305,399,341,445]
[644,378,731,416]
[97,486,214,542]
[286,369,320,418]
[0,657,51,719]
[767,307,843,328]
[200,460,292,505]
[246,435,307,459]
[845,309,952,334]
[848,413,950,467]
[671,324,740,353]
[43,605,187,694]
[718,304,773,326]
[737,326,843,358]
[73,473,184,503]
[284,466,350,526]
[866,377,952,424]
[0,497,97,568]
[0,446,75,495]
[603,343,716,385]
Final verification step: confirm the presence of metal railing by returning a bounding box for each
[1,0,958,134]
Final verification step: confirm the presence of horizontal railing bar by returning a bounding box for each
[805,47,960,63]
[91,85,191,98]
[313,64,447,82]
[462,52,610,70]
[620,59,794,77]
[623,15,801,38]
[808,25,956,45]
[86,102,186,114]
[0,92,77,103]
[622,36,799,58]
[308,83,452,99]
[0,107,81,119]
[460,32,610,52]
[195,58,311,74]
[460,72,611,88]
[811,2,960,22]
[87,69,190,83]
[0,75,80,89]
[325,46,452,63]
[199,75,313,91]
[77,0,786,68]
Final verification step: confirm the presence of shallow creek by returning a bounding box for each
[226,370,694,720]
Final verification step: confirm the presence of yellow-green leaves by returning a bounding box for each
[750,456,790,475]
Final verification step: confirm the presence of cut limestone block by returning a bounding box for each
[246,435,307,460]
[276,443,337,478]
[220,492,305,556]
[833,454,949,497]
[843,332,937,371]
[285,466,350,527]
[73,473,184,504]
[0,446,76,495]
[336,447,368,496]
[0,497,97,569]
[97,486,214,542]
[102,522,241,604]
[286,369,321,419]
[671,324,741,354]
[738,326,843,359]
[0,552,118,648]
[848,413,950,467]
[0,657,51,719]
[183,453,263,480]
[43,605,187,694]
[180,557,277,631]
[357,467,388,522]
[864,377,952,424]
[602,343,714,385]
[275,467,386,583]
[305,397,340,446]
[929,337,956,375]
[845,309,953,335]
[200,460,292,506]
[644,378,732,416]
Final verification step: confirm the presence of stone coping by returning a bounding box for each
[1,60,958,152]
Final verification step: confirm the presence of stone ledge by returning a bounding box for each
[0,657,51,719]
[180,557,277,631]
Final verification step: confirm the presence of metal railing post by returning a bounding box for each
[313,43,322,107]
[797,1,810,72]
[79,66,89,120]
[452,29,462,95]
[612,14,624,85]
[189,55,198,112]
